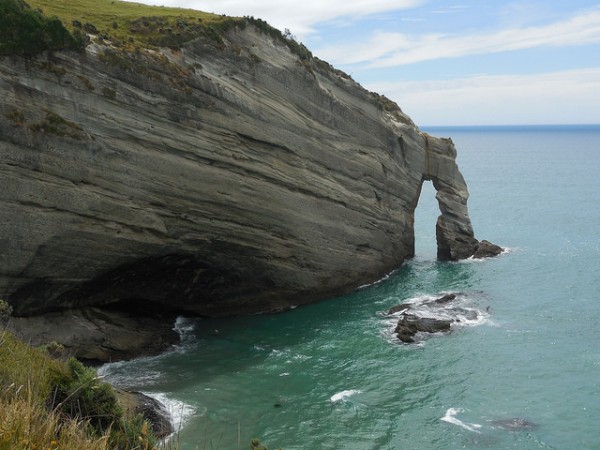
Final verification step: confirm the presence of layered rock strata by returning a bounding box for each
[1,24,489,319]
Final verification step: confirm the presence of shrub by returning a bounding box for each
[28,109,85,139]
[0,331,160,450]
[41,340,66,359]
[244,16,312,61]
[0,299,13,319]
[102,86,117,99]
[0,0,84,56]
[50,358,122,433]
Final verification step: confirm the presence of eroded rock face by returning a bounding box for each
[0,25,488,317]
[4,306,180,362]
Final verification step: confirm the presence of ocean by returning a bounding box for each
[100,125,600,449]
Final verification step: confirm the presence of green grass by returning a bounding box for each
[0,328,282,449]
[26,0,243,49]
[0,330,161,449]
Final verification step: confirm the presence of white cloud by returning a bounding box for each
[317,9,600,67]
[123,0,424,36]
[368,68,600,125]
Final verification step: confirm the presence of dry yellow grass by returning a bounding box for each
[0,331,162,449]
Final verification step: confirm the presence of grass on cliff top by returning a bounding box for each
[25,0,243,48]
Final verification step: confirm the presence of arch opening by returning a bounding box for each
[412,178,439,259]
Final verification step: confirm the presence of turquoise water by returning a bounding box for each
[101,126,600,449]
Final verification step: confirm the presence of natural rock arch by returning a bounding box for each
[418,133,479,260]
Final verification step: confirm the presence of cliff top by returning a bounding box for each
[27,0,236,47]
[21,0,311,58]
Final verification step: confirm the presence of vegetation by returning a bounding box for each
[0,0,84,56]
[28,109,86,140]
[245,17,312,61]
[0,330,159,449]
[0,300,11,320]
[18,0,312,60]
[0,329,281,449]
[24,0,242,50]
[3,109,26,126]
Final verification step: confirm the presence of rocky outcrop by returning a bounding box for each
[115,389,174,438]
[0,23,492,319]
[388,293,486,343]
[4,305,180,362]
[472,240,504,259]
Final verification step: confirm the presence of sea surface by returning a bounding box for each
[100,125,600,449]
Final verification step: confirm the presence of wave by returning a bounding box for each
[144,392,196,435]
[465,246,515,262]
[173,316,201,348]
[402,293,490,327]
[441,408,482,433]
[358,268,398,289]
[330,389,362,403]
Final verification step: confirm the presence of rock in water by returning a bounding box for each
[490,418,538,431]
[389,292,484,343]
[115,390,174,438]
[395,315,453,343]
[472,240,504,259]
[0,20,494,320]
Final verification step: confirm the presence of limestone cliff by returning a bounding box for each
[0,23,487,320]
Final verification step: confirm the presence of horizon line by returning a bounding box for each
[421,123,600,129]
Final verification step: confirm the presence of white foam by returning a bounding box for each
[465,246,514,262]
[144,392,195,434]
[330,389,362,403]
[441,408,482,433]
[387,293,491,331]
[173,316,199,339]
[358,268,397,289]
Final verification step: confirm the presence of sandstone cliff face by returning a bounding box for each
[0,25,481,318]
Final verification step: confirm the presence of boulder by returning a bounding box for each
[115,390,174,438]
[473,240,504,259]
[395,315,452,343]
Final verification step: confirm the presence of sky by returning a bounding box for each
[126,0,600,125]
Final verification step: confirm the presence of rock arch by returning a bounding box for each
[420,133,479,260]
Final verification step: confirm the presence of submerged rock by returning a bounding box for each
[489,417,538,431]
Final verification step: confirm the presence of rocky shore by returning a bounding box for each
[5,305,180,363]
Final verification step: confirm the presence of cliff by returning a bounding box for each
[0,14,489,339]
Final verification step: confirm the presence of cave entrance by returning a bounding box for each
[413,179,439,259]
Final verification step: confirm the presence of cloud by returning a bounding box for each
[122,0,424,36]
[317,9,600,67]
[367,68,600,125]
